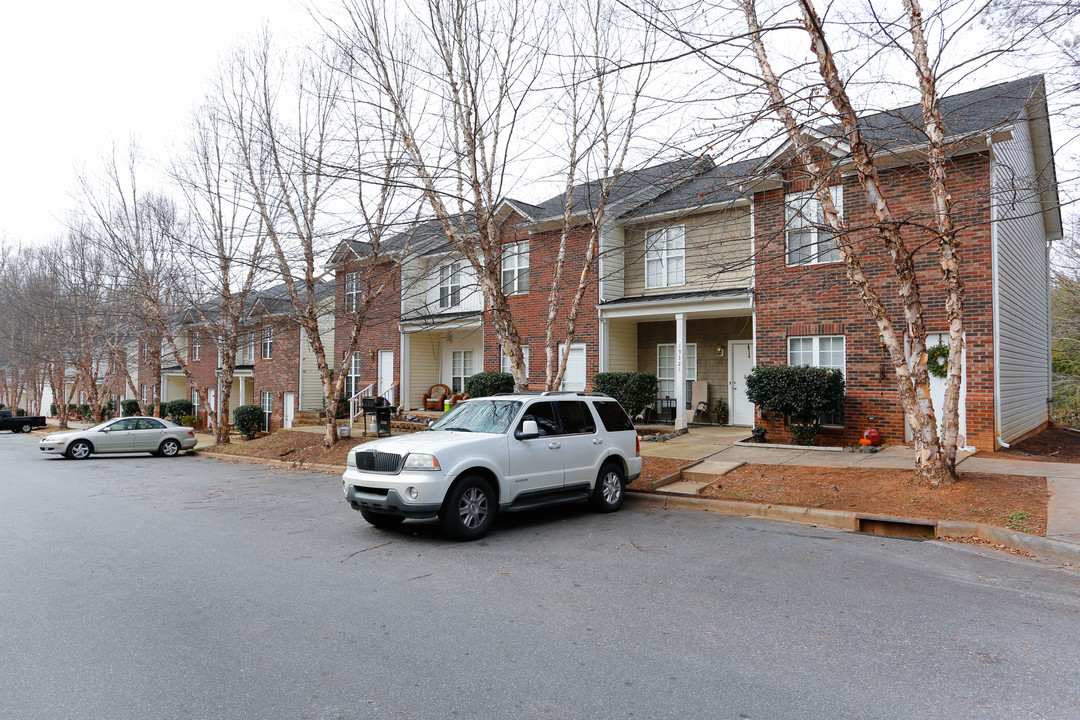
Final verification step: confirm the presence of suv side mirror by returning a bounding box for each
[516,419,539,440]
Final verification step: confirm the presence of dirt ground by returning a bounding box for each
[205,430,374,468]
[981,425,1080,463]
[698,464,1048,535]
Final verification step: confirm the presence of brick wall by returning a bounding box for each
[334,257,402,405]
[482,215,601,389]
[251,318,301,432]
[753,152,996,449]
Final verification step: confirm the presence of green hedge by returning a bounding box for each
[234,404,263,439]
[465,371,515,398]
[121,399,141,416]
[744,364,845,446]
[162,400,194,424]
[592,372,658,420]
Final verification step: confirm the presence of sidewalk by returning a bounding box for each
[642,427,1080,548]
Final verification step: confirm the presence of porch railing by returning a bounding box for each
[348,383,398,423]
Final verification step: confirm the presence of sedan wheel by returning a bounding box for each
[159,439,181,457]
[66,440,92,460]
[439,475,496,540]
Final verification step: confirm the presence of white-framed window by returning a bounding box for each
[788,335,845,425]
[261,327,274,360]
[657,343,698,409]
[142,344,150,363]
[451,350,474,394]
[244,331,255,364]
[191,331,201,361]
[439,262,462,309]
[501,346,530,380]
[558,343,587,391]
[786,186,843,265]
[645,226,685,289]
[501,241,529,294]
[261,390,273,432]
[345,271,362,313]
[346,352,364,398]
[141,385,148,404]
[192,388,200,416]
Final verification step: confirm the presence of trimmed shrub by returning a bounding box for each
[180,415,198,428]
[121,399,141,416]
[100,399,116,421]
[145,403,156,418]
[465,371,515,398]
[76,404,91,421]
[164,400,193,424]
[234,404,263,440]
[592,372,659,420]
[744,364,845,446]
[49,404,57,417]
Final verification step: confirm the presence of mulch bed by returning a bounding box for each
[629,457,695,491]
[698,464,1048,535]
[979,425,1080,463]
[205,429,374,468]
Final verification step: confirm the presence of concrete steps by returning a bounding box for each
[292,411,325,427]
[657,460,745,496]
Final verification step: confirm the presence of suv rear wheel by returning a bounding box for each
[589,461,625,513]
[440,475,496,540]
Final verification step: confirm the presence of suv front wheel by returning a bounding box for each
[589,461,625,513]
[440,475,496,540]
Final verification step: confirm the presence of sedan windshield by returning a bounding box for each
[429,400,522,434]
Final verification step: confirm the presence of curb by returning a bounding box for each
[628,490,1080,564]
[196,451,342,476]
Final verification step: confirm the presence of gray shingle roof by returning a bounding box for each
[619,157,762,220]
[252,279,334,316]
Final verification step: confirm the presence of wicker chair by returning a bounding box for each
[448,393,470,408]
[422,384,451,411]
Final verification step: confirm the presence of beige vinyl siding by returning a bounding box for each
[600,223,625,301]
[408,332,441,409]
[623,207,752,296]
[994,107,1052,442]
[606,320,638,372]
[299,309,336,412]
[164,375,188,403]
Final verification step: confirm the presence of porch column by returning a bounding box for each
[599,318,609,374]
[239,377,245,406]
[400,331,411,413]
[675,313,687,430]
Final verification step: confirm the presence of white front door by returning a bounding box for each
[377,350,394,404]
[283,392,295,429]
[729,340,755,426]
[907,331,968,446]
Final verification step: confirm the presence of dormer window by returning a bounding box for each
[786,186,843,265]
[439,262,462,309]
[645,226,685,289]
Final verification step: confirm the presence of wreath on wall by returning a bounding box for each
[926,343,949,379]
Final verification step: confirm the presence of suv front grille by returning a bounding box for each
[355,450,403,473]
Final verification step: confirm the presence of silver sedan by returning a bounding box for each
[38,416,199,459]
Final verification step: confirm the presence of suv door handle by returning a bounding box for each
[548,442,561,449]
[592,438,603,445]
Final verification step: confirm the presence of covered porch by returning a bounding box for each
[599,291,756,430]
[399,313,484,413]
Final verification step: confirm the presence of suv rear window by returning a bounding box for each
[557,401,596,434]
[593,401,634,432]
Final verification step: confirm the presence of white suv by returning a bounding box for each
[342,392,642,539]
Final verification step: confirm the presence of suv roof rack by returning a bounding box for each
[539,391,610,398]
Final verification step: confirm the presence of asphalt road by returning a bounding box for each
[3,433,1079,720]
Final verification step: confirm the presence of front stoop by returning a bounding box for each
[655,460,745,494]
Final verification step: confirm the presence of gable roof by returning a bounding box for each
[249,279,335,318]
[620,157,761,220]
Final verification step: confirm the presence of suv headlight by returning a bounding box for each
[402,453,441,471]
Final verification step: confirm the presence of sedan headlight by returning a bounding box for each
[402,453,440,471]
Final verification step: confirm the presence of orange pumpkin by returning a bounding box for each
[859,438,872,446]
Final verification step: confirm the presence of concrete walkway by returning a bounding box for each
[642,426,1080,548]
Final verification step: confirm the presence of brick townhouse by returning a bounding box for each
[335,75,1058,452]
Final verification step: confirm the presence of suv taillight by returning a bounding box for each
[635,434,640,456]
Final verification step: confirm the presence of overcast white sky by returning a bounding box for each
[0,0,329,244]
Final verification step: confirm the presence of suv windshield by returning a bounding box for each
[429,400,522,434]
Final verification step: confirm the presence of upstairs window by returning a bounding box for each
[645,226,685,289]
[244,331,256,364]
[345,271,362,313]
[501,242,529,295]
[191,331,201,361]
[786,186,843,265]
[261,327,274,360]
[439,262,462,309]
